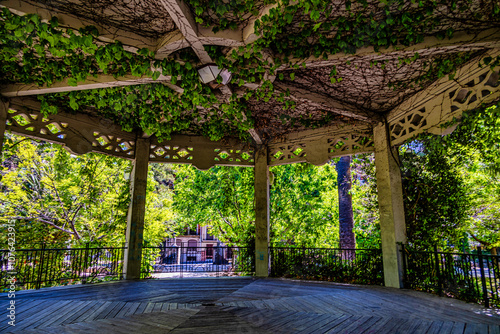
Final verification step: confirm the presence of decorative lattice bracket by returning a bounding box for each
[268,125,374,166]
[388,49,500,145]
[6,98,136,158]
[149,136,254,170]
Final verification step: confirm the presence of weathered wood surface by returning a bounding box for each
[1,278,499,333]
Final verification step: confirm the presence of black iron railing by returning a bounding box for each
[141,246,255,278]
[401,245,500,307]
[0,244,125,290]
[269,247,384,285]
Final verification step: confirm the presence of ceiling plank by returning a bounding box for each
[0,1,156,52]
[274,82,381,123]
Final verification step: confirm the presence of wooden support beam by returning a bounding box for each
[155,31,190,55]
[254,146,270,277]
[0,100,7,158]
[249,129,262,145]
[373,122,407,288]
[123,138,150,280]
[287,28,500,69]
[158,0,212,63]
[1,74,183,97]
[274,82,381,123]
[197,4,278,46]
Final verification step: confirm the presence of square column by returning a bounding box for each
[373,122,407,288]
[254,147,270,277]
[123,138,150,280]
[0,101,7,157]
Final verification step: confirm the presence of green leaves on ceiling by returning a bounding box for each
[1,0,499,141]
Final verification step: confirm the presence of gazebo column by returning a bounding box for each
[254,147,270,277]
[373,123,407,288]
[123,138,150,280]
[0,101,7,157]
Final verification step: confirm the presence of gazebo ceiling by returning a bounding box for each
[1,0,499,167]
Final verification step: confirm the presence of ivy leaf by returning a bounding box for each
[69,96,79,110]
[313,23,322,31]
[152,71,161,80]
[126,94,137,104]
[67,78,78,87]
[310,10,320,22]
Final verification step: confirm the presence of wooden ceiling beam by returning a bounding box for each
[158,0,212,63]
[289,28,500,69]
[0,74,184,97]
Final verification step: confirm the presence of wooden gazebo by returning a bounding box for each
[1,0,499,288]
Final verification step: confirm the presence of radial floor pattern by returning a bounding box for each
[1,278,499,333]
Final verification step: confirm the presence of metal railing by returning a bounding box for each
[141,246,255,278]
[269,247,384,285]
[0,244,125,290]
[401,245,500,307]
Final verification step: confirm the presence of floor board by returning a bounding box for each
[1,277,499,333]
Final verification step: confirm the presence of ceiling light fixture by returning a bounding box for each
[197,64,232,89]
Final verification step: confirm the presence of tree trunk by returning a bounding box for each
[337,156,356,259]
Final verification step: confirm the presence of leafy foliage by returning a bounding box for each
[270,163,339,247]
[173,162,375,248]
[173,165,255,246]
[400,144,470,249]
[2,1,498,141]
[0,135,173,248]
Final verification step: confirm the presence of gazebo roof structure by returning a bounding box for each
[0,0,499,288]
[1,0,499,170]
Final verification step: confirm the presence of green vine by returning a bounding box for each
[1,0,499,142]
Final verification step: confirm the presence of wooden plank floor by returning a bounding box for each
[1,278,499,333]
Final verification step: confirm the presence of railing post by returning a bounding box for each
[0,101,7,159]
[36,244,46,290]
[477,246,489,307]
[434,245,443,296]
[401,244,407,289]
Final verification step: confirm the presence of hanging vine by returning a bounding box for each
[0,0,499,142]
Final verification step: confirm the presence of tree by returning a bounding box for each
[399,143,471,250]
[0,135,130,247]
[173,163,340,248]
[351,154,381,249]
[269,163,338,247]
[336,156,356,250]
[0,135,174,248]
[173,165,255,246]
[425,104,500,252]
[461,155,500,252]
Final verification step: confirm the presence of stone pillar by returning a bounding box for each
[123,138,150,280]
[254,147,270,277]
[0,101,7,157]
[373,122,407,288]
